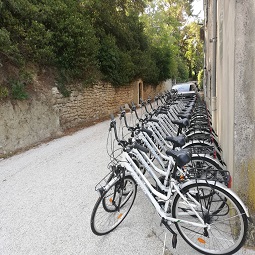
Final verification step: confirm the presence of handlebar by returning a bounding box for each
[120,106,130,128]
[109,114,119,142]
[109,114,149,153]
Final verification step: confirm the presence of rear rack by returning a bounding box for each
[186,168,231,186]
[188,146,215,155]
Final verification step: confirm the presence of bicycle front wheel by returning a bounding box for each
[172,182,248,255]
[91,175,137,235]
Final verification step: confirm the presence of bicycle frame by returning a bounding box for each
[120,150,210,229]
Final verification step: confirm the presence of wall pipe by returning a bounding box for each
[211,0,217,130]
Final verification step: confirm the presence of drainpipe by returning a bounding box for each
[211,0,217,130]
[203,0,208,100]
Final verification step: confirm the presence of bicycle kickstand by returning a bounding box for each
[160,218,178,249]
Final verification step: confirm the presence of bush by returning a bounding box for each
[0,28,23,65]
[98,35,135,85]
[0,85,8,99]
[0,0,192,87]
[10,80,28,100]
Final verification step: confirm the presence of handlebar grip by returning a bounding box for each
[141,128,153,137]
[148,118,159,123]
[134,142,149,153]
[158,110,168,115]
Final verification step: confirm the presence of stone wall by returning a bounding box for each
[0,79,167,154]
[52,80,167,129]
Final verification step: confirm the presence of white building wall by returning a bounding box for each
[205,0,255,246]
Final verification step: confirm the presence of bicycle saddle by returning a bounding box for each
[166,149,192,168]
[172,118,190,127]
[177,113,191,119]
[165,135,186,148]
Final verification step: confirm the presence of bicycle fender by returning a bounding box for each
[190,154,225,169]
[179,179,250,218]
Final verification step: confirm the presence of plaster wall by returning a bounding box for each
[216,0,235,176]
[205,0,255,246]
[0,96,60,154]
[234,0,255,245]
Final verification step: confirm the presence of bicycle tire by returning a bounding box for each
[91,175,137,235]
[172,182,248,255]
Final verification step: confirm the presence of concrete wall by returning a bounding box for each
[0,95,60,154]
[0,79,167,155]
[204,0,255,246]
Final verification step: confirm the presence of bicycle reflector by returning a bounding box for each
[117,213,123,219]
[197,238,206,244]
[227,175,232,188]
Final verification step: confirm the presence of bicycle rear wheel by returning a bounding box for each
[91,175,137,235]
[172,182,248,255]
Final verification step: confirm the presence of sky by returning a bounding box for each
[192,0,204,19]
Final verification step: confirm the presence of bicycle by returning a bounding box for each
[90,114,250,255]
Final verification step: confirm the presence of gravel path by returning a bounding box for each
[0,119,254,255]
[0,120,164,255]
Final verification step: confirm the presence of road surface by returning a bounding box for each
[0,119,254,255]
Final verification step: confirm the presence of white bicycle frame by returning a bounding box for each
[104,148,249,230]
[122,149,211,229]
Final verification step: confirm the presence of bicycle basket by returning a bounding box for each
[95,171,113,194]
[94,164,125,194]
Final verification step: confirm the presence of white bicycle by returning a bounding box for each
[90,115,250,255]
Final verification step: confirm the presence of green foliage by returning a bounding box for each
[19,69,34,85]
[176,58,189,83]
[131,49,159,84]
[56,71,71,97]
[0,0,99,77]
[56,82,71,98]
[197,69,204,90]
[0,28,23,64]
[141,0,197,82]
[49,2,99,77]
[10,80,28,100]
[0,0,202,88]
[0,85,9,98]
[181,22,204,79]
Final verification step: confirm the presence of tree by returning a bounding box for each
[141,0,195,82]
[180,21,204,79]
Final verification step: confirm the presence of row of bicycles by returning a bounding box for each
[90,90,251,255]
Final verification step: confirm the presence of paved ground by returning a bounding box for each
[0,119,255,255]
